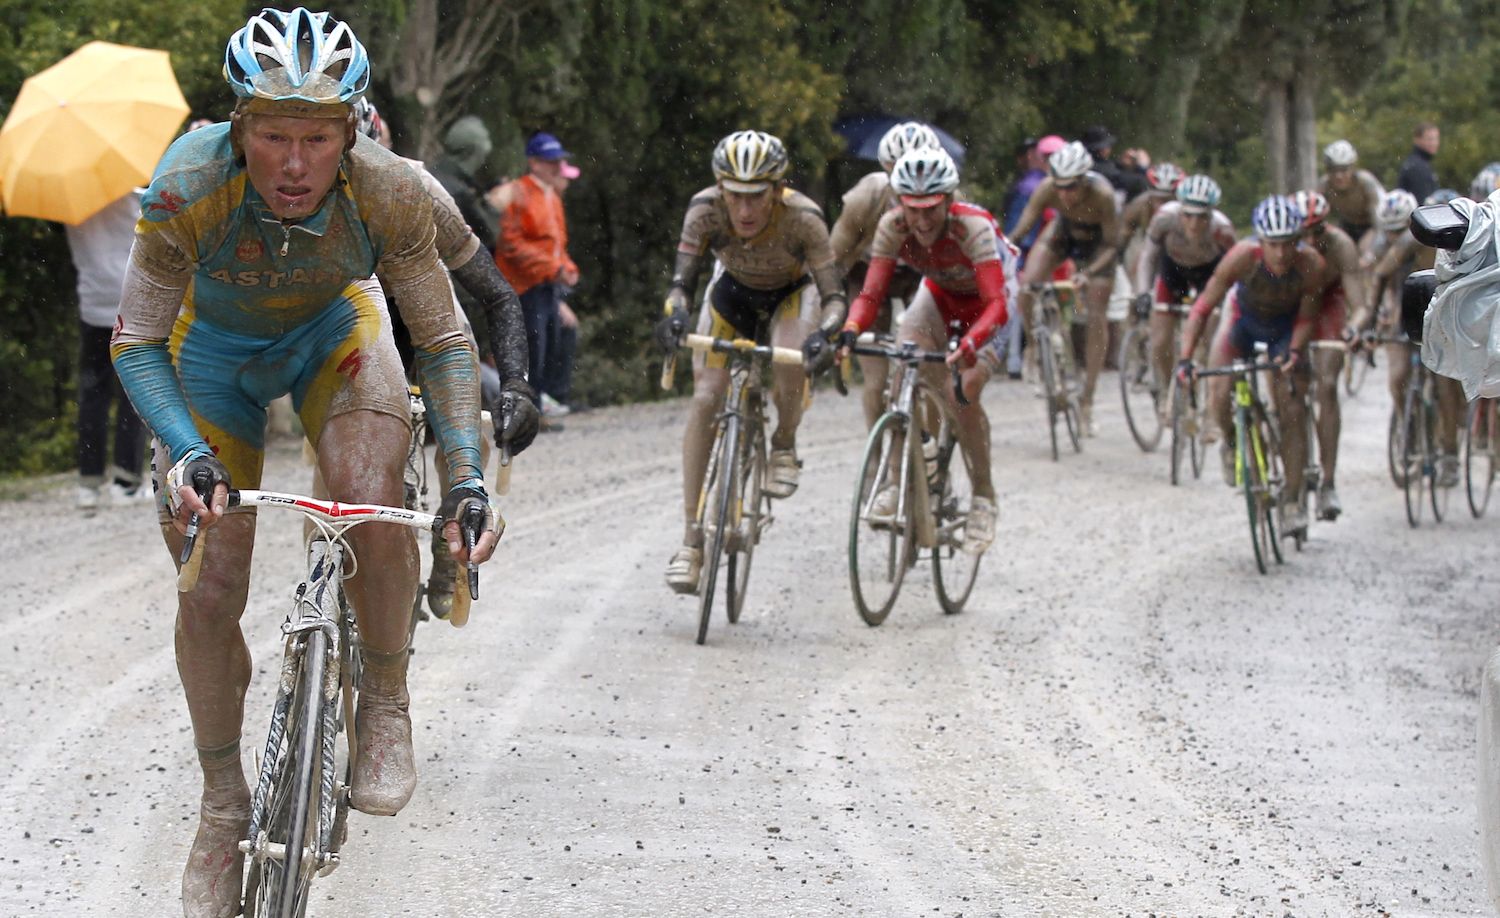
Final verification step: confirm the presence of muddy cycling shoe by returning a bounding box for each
[1317,483,1342,521]
[1220,442,1236,487]
[1279,501,1308,540]
[1079,403,1098,438]
[964,496,998,555]
[764,448,802,499]
[182,740,251,918]
[426,533,456,619]
[665,546,702,594]
[1438,453,1461,488]
[352,646,416,816]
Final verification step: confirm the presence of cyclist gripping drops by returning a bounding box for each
[109,9,516,916]
[656,131,847,593]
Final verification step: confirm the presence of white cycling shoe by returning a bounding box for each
[764,449,802,499]
[665,546,702,594]
[964,496,998,555]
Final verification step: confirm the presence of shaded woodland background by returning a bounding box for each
[0,0,1491,474]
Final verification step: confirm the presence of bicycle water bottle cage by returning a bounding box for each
[1402,269,1437,344]
[1410,204,1468,251]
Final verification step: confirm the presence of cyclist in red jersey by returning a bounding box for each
[809,148,1014,554]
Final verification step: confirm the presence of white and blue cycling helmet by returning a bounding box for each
[1251,195,1303,241]
[1175,174,1221,213]
[224,8,369,109]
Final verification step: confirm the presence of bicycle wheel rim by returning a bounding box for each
[924,395,980,614]
[1238,407,1267,575]
[1388,407,1406,488]
[1430,395,1451,523]
[849,413,912,625]
[252,632,324,918]
[697,419,737,644]
[1258,407,1286,566]
[727,425,765,624]
[1119,326,1162,452]
[1169,378,1185,486]
[1403,388,1424,528]
[1038,332,1060,461]
[1190,377,1206,478]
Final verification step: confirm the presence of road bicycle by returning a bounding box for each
[1134,298,1213,484]
[1376,336,1457,527]
[1191,344,1287,573]
[1117,296,1195,453]
[1467,397,1497,517]
[1027,280,1082,460]
[662,332,800,645]
[845,330,981,625]
[176,488,487,917]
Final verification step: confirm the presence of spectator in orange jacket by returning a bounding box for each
[490,132,580,424]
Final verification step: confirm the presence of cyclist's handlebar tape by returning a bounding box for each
[449,562,471,627]
[177,529,205,593]
[660,352,677,391]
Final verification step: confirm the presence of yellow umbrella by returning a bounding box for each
[0,41,188,225]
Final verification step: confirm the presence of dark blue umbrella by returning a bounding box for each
[833,113,965,168]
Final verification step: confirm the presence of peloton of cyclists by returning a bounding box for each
[1177,195,1327,537]
[654,130,847,594]
[1132,174,1237,425]
[818,147,1016,555]
[1007,140,1121,436]
[829,122,944,429]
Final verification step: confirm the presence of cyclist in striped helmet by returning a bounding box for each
[1132,174,1236,425]
[654,130,847,594]
[1176,194,1328,538]
[111,9,518,914]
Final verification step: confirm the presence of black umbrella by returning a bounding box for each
[833,113,965,168]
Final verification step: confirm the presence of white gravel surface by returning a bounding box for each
[1,364,1496,917]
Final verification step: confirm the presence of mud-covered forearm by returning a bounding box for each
[451,254,528,385]
[668,249,702,314]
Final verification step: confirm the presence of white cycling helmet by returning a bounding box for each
[1376,189,1418,232]
[712,130,788,193]
[1323,139,1358,168]
[890,148,959,206]
[224,8,369,114]
[1146,162,1185,193]
[1048,141,1093,184]
[1175,174,1221,213]
[1251,195,1302,241]
[877,122,941,170]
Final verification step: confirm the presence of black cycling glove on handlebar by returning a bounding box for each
[1133,293,1152,320]
[439,484,490,539]
[802,330,837,376]
[182,454,231,505]
[655,308,690,355]
[493,377,540,454]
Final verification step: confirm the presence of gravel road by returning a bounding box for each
[1,364,1496,917]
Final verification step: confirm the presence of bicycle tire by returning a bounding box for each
[1237,404,1268,575]
[849,412,914,626]
[247,631,324,918]
[928,397,980,614]
[1036,328,1061,461]
[1119,323,1162,452]
[1189,374,1206,479]
[1402,384,1425,528]
[697,417,738,644]
[726,421,766,625]
[1387,405,1406,488]
[1467,399,1496,517]
[1430,383,1452,523]
[1169,376,1187,486]
[1254,403,1287,565]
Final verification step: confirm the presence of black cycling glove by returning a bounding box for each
[655,309,690,355]
[1133,293,1152,320]
[493,377,540,455]
[802,330,837,376]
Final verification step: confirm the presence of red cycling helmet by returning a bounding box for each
[1291,189,1331,227]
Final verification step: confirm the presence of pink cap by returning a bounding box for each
[1037,135,1066,156]
[559,161,581,179]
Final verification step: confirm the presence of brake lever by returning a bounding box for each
[461,504,485,600]
[178,468,215,565]
[951,361,970,407]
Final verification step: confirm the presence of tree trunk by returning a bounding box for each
[1290,54,1319,191]
[1262,80,1290,194]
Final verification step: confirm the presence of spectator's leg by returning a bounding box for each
[518,283,552,392]
[76,322,112,493]
[546,321,578,406]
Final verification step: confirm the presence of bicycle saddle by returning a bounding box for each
[1402,269,1437,344]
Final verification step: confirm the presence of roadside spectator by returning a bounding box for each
[1399,121,1441,204]
[68,191,148,509]
[1081,124,1149,202]
[430,115,501,251]
[489,132,580,430]
[543,164,581,417]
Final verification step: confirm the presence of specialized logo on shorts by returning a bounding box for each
[336,348,364,378]
[236,238,265,263]
[147,191,187,215]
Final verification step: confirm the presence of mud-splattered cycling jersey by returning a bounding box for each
[847,202,1012,351]
[1006,172,1120,274]
[1135,201,1237,301]
[829,171,895,275]
[1318,169,1385,237]
[111,125,483,486]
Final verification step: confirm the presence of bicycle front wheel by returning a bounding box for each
[245,631,325,918]
[697,417,739,644]
[1035,328,1061,461]
[1237,405,1269,575]
[726,421,766,625]
[1467,399,1496,517]
[1388,405,1406,488]
[1119,323,1162,452]
[1168,376,1189,486]
[1344,347,1372,396]
[1402,385,1426,528]
[849,412,914,625]
[930,418,980,615]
